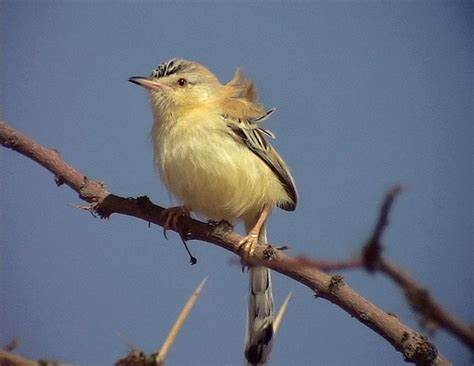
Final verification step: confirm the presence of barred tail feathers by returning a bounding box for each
[244,224,274,366]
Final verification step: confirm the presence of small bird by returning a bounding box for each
[129,58,297,365]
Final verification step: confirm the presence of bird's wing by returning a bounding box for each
[223,111,298,211]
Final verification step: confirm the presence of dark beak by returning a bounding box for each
[128,76,166,91]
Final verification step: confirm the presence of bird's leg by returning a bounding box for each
[239,204,271,258]
[160,205,191,239]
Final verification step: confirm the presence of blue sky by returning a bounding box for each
[1,1,472,365]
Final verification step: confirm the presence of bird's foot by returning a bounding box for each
[160,206,190,239]
[238,231,261,264]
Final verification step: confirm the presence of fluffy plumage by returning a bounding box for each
[144,59,297,221]
[130,58,297,365]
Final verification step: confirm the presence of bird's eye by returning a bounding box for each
[177,78,187,87]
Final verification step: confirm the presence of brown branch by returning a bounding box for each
[0,350,69,366]
[310,187,474,351]
[379,259,474,350]
[363,185,403,271]
[0,120,450,365]
[0,350,38,366]
[300,257,364,272]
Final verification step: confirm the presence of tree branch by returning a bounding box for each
[309,187,474,351]
[0,121,450,365]
[0,350,39,366]
[0,342,70,366]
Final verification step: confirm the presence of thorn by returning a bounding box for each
[155,277,208,365]
[274,292,292,335]
[179,234,197,265]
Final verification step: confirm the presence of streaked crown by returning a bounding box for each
[150,58,219,85]
[150,58,188,79]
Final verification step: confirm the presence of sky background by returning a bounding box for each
[1,1,472,365]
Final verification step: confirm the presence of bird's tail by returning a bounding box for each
[244,223,274,366]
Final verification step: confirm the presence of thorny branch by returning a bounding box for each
[308,187,474,351]
[0,339,70,366]
[0,352,69,366]
[0,120,456,365]
[363,185,402,272]
[114,281,292,366]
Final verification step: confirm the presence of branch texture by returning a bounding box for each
[0,121,451,365]
[310,187,474,351]
[0,349,69,366]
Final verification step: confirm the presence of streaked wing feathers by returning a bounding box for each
[224,112,298,211]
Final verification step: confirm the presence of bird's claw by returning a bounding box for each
[238,232,260,266]
[160,206,190,239]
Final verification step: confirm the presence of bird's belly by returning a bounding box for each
[155,127,286,222]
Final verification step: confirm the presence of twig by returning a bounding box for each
[0,350,38,366]
[363,185,402,271]
[155,277,208,365]
[310,186,474,351]
[0,120,451,365]
[2,338,20,352]
[379,259,474,350]
[0,350,71,366]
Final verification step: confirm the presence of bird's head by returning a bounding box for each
[129,58,222,116]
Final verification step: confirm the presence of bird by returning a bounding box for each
[129,58,297,365]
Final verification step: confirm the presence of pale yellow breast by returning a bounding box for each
[152,113,289,223]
